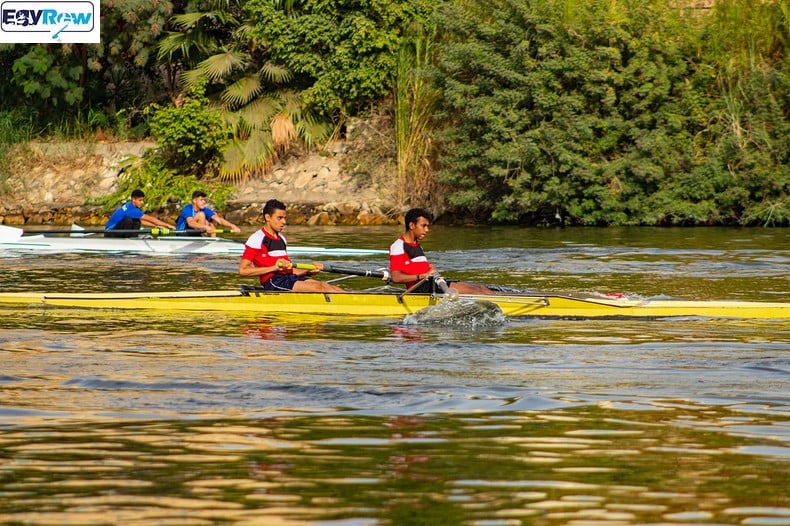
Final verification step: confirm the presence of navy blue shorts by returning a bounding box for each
[263,274,308,291]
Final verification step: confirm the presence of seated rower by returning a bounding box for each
[177,190,241,237]
[105,189,175,238]
[389,207,494,295]
[238,199,344,293]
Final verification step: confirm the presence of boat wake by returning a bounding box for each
[403,299,506,328]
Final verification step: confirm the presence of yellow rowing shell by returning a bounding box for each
[0,290,788,319]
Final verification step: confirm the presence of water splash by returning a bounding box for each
[403,299,506,327]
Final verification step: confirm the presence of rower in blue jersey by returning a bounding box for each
[105,189,175,238]
[176,190,241,237]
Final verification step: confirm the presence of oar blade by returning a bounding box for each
[69,224,94,237]
[0,225,24,243]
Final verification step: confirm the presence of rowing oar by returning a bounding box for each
[19,227,230,236]
[294,262,391,281]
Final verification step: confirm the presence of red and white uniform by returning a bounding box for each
[389,236,431,288]
[242,229,292,285]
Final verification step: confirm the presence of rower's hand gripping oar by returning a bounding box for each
[431,275,459,301]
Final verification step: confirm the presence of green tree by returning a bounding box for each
[432,0,787,225]
[148,83,229,176]
[245,0,433,120]
[158,0,332,179]
[0,0,172,135]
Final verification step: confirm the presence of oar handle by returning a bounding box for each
[294,263,390,281]
[433,275,458,300]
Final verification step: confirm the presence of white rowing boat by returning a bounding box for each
[0,225,388,257]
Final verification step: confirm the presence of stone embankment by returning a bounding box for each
[0,141,399,227]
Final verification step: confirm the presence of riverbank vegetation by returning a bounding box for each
[0,0,786,225]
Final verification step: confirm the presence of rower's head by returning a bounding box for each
[263,199,287,233]
[405,208,433,239]
[191,190,208,211]
[130,189,145,208]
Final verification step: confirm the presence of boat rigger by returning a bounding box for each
[0,289,787,319]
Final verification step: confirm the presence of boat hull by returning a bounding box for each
[0,290,787,319]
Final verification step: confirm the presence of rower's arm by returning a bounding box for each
[185,216,208,231]
[239,258,280,277]
[140,214,175,229]
[211,215,241,233]
[389,270,414,284]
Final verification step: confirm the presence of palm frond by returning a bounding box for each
[159,31,219,62]
[170,12,206,30]
[221,75,263,109]
[236,96,281,130]
[295,117,332,147]
[171,10,240,31]
[220,140,252,182]
[235,22,256,39]
[270,113,298,151]
[181,68,208,90]
[246,128,275,167]
[157,32,189,60]
[219,131,276,181]
[260,61,293,84]
[220,109,242,132]
[277,90,304,117]
[197,50,250,82]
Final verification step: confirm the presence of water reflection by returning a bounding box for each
[1,318,787,423]
[1,406,788,525]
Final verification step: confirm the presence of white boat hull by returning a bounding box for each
[0,226,387,257]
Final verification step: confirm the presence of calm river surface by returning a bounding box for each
[1,226,788,525]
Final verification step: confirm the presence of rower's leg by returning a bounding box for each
[450,281,495,295]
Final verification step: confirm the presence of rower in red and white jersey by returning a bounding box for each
[239,199,344,293]
[388,208,493,295]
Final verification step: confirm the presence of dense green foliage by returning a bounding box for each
[0,0,172,136]
[148,85,229,176]
[0,0,786,225]
[92,151,235,211]
[157,0,332,179]
[433,0,788,225]
[245,0,432,119]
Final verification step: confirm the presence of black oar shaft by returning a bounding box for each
[23,228,218,236]
[294,262,389,280]
[322,263,389,280]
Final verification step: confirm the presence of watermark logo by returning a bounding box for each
[1,1,99,43]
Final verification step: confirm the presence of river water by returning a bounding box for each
[1,226,788,525]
